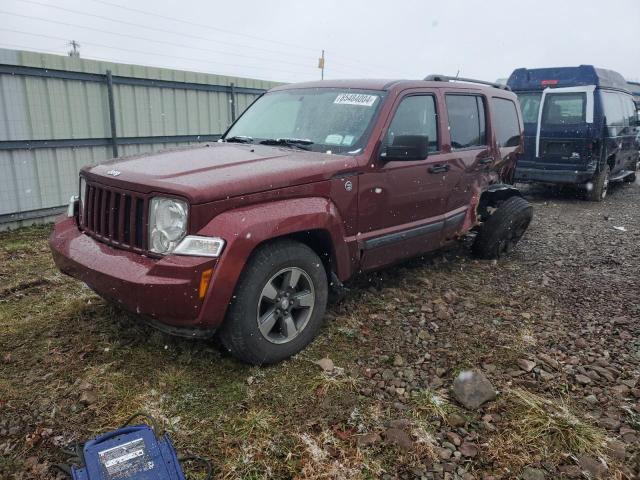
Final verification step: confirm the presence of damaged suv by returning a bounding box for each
[51,76,533,364]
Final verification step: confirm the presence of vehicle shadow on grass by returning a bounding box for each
[101,236,504,370]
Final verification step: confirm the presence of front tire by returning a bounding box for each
[586,164,610,201]
[216,240,328,365]
[472,196,533,259]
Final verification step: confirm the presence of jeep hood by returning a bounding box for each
[82,143,359,204]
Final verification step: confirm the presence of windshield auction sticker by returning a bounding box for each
[334,93,378,107]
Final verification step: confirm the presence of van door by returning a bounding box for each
[535,86,595,175]
[601,91,640,176]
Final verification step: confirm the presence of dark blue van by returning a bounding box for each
[507,65,639,201]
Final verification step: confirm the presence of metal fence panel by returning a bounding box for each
[0,48,280,229]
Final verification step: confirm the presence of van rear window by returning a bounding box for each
[542,93,586,125]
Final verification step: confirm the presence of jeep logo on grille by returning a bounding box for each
[106,169,121,177]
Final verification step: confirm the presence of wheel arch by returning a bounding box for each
[476,184,524,222]
[196,198,350,329]
[243,229,337,286]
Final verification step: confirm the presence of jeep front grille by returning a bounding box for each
[81,183,148,251]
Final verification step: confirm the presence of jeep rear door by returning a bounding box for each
[357,91,462,270]
[441,92,496,236]
[491,96,523,182]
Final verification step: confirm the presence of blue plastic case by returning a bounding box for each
[70,424,185,480]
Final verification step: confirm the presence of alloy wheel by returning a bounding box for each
[256,267,315,344]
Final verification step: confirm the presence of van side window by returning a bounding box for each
[445,95,486,149]
[492,98,521,147]
[601,91,625,126]
[542,93,586,125]
[621,94,636,126]
[386,95,438,152]
[516,92,542,124]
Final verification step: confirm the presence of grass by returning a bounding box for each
[487,388,611,473]
[0,225,396,478]
[0,223,633,478]
[410,389,454,423]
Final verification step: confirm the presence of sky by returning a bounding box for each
[1,0,639,84]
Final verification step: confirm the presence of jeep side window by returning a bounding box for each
[445,95,486,149]
[385,95,438,153]
[492,97,521,147]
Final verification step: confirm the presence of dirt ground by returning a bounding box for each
[1,179,639,479]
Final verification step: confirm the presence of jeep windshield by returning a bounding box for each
[223,88,384,154]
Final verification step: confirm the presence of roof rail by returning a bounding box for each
[424,74,511,91]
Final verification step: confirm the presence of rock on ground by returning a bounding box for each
[452,370,496,410]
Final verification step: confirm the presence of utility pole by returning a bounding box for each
[68,40,80,57]
[318,50,325,80]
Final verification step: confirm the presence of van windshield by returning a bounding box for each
[224,88,384,154]
[516,92,542,124]
[541,92,586,125]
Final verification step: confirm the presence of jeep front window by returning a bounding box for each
[223,89,383,154]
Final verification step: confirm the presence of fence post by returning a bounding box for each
[105,70,119,158]
[230,82,236,122]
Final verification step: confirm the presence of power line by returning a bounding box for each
[87,0,319,54]
[0,28,321,80]
[0,10,364,75]
[0,9,324,65]
[12,0,390,76]
[84,0,390,73]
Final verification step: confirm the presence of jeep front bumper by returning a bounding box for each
[50,217,220,334]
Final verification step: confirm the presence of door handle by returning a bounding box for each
[428,164,450,173]
[478,157,494,165]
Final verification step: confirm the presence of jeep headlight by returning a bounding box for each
[149,197,188,254]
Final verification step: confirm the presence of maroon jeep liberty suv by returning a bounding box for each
[51,76,533,364]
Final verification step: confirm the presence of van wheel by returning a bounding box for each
[472,196,533,260]
[623,172,636,183]
[586,165,610,201]
[216,240,328,365]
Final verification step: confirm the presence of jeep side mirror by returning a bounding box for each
[381,135,429,161]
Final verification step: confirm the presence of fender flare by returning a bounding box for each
[197,197,350,329]
[476,183,524,222]
[483,183,523,196]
